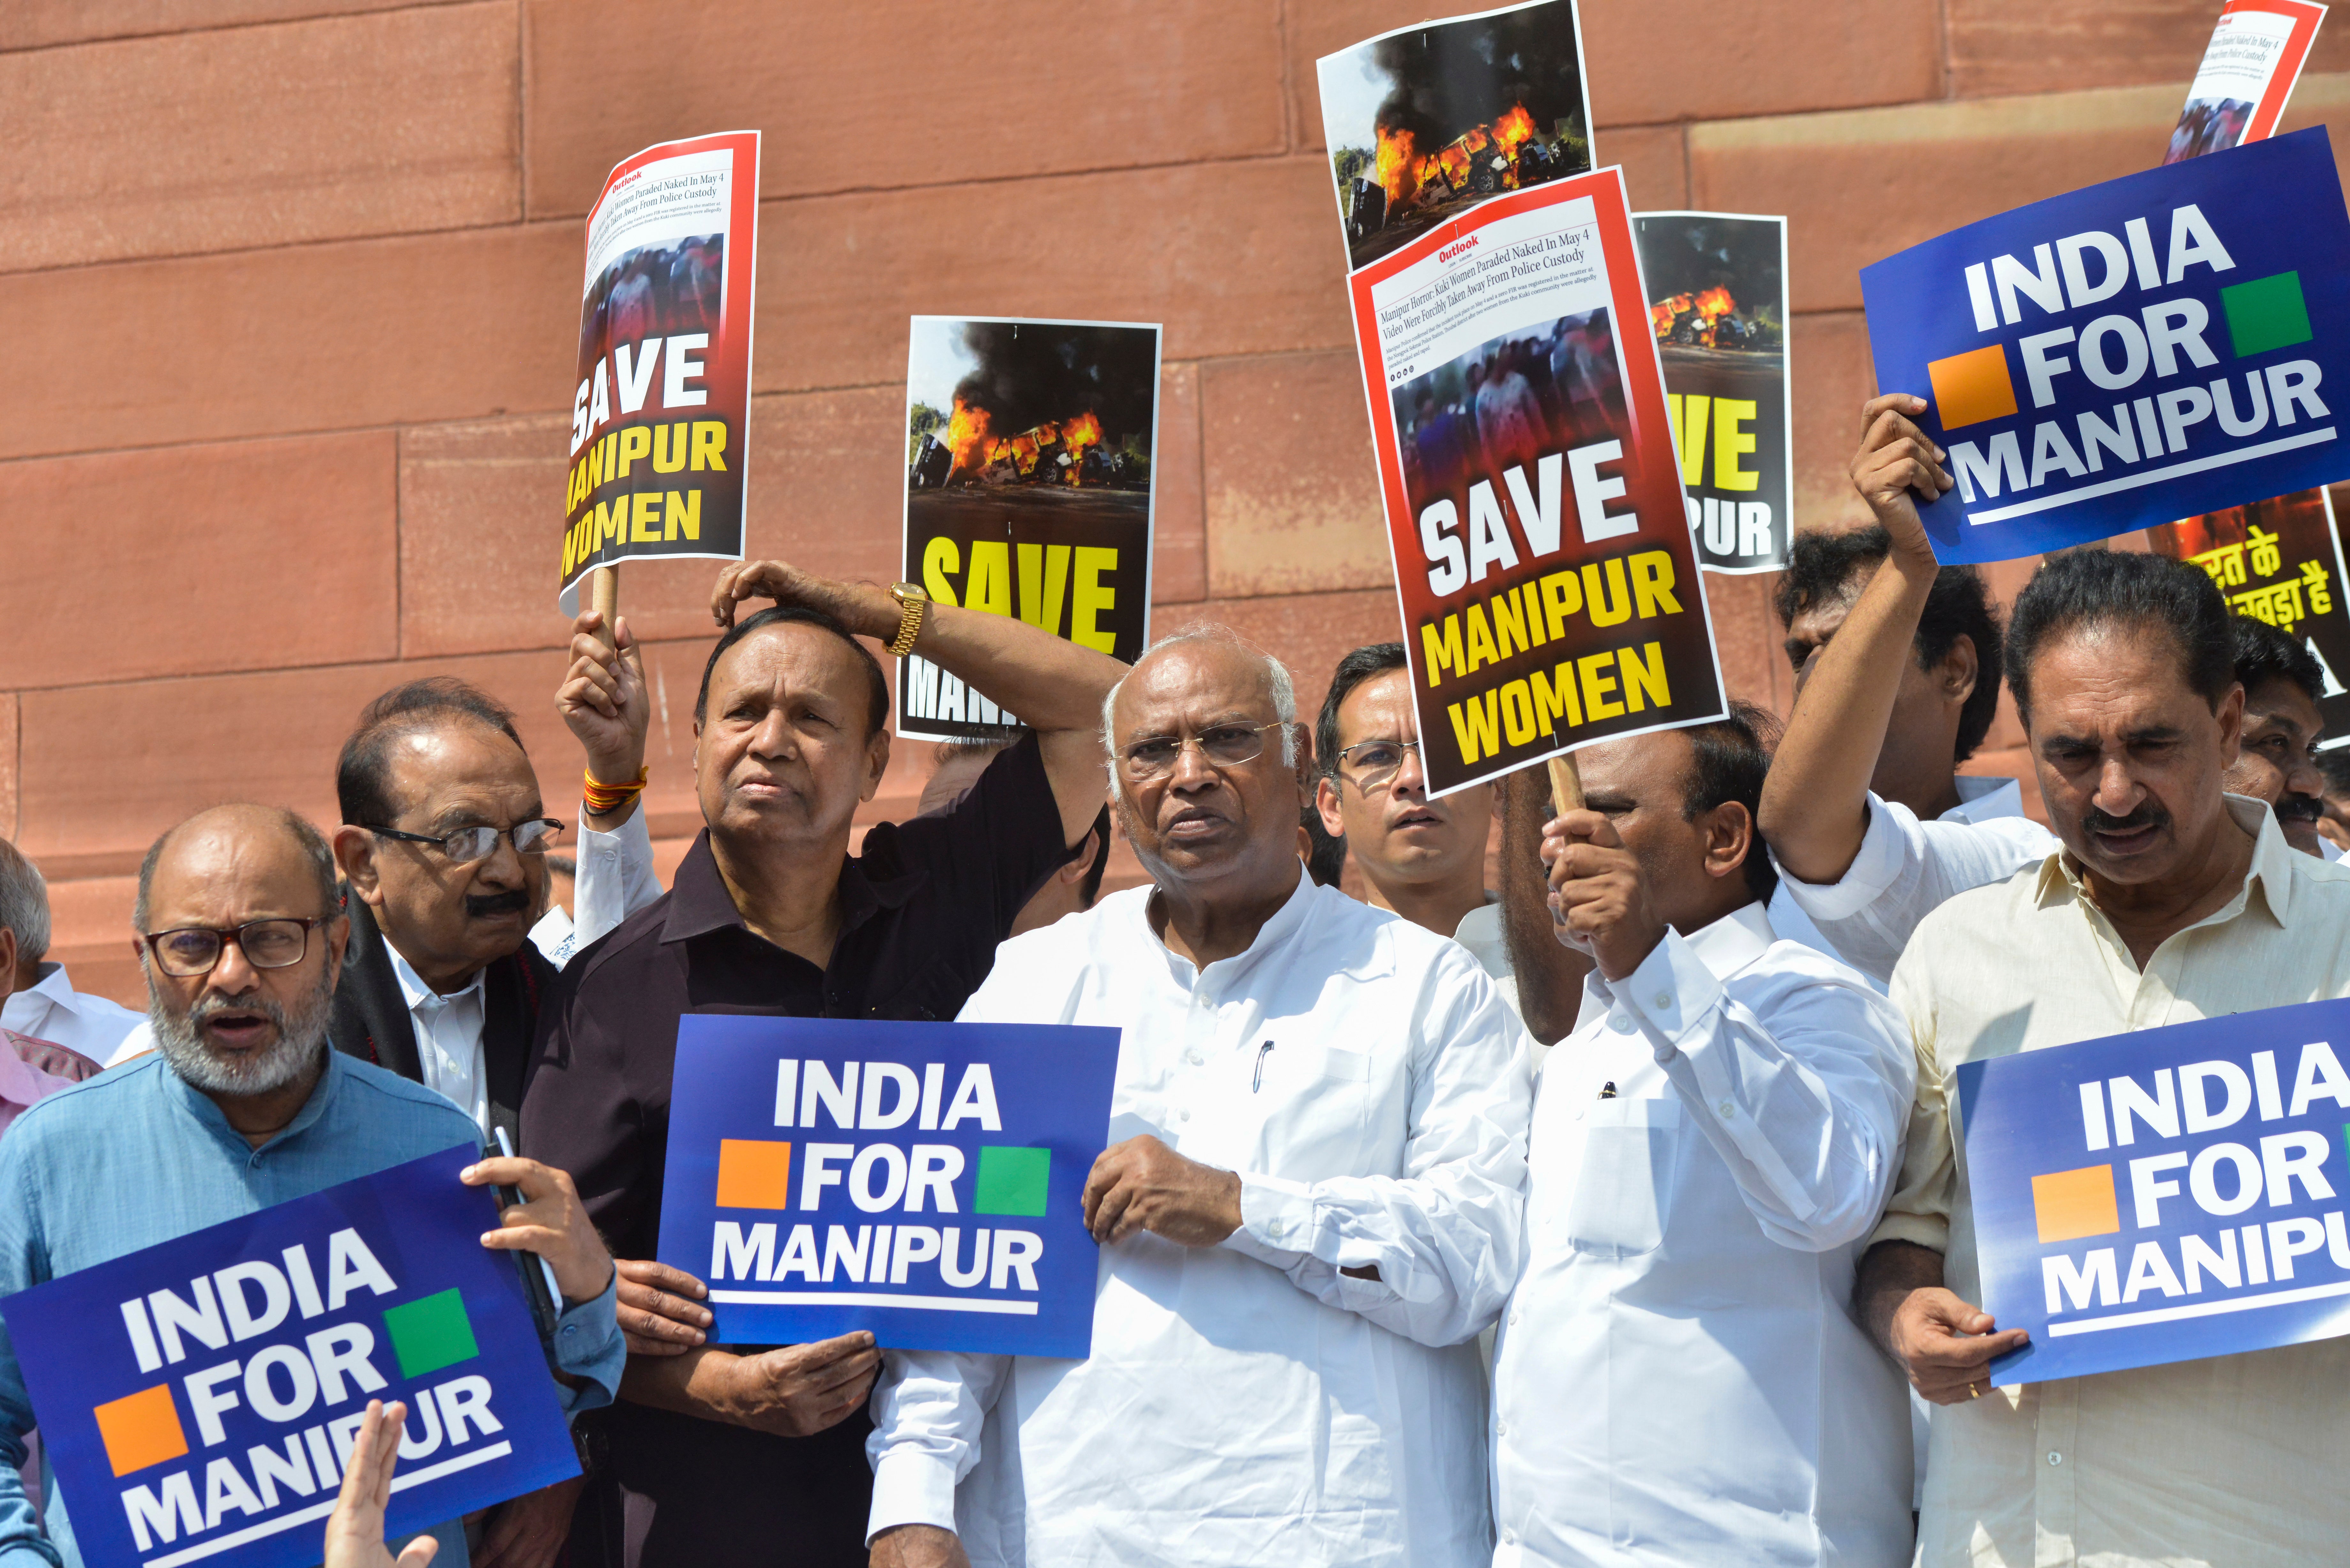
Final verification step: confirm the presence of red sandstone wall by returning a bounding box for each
[5,1,2346,1004]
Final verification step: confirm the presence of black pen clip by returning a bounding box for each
[1598,1080,1618,1100]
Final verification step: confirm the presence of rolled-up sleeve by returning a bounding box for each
[1771,794,2055,983]
[549,1273,625,1413]
[1607,932,1915,1252]
[865,1349,1012,1545]
[1218,962,1531,1347]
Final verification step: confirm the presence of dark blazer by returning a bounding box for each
[331,897,554,1146]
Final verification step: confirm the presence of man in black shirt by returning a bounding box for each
[521,558,1122,1568]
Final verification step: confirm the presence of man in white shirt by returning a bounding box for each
[1493,704,1916,1567]
[1757,400,2058,985]
[1311,643,1516,1016]
[0,838,143,1062]
[866,627,1531,1568]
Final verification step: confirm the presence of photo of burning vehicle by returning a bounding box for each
[1317,0,1594,273]
[1387,305,1628,519]
[1634,211,1792,572]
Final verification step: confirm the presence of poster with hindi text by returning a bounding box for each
[559,130,759,613]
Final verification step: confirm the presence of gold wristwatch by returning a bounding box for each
[885,582,929,656]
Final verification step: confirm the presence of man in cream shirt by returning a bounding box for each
[1850,433,2350,1564]
[865,629,1530,1568]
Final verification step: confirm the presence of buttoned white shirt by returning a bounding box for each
[1492,902,1916,1568]
[1771,775,2058,985]
[1452,900,1521,1021]
[866,869,1532,1568]
[387,943,490,1128]
[0,964,141,1067]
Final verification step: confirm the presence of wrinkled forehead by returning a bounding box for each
[1114,643,1277,739]
[2026,621,2216,732]
[711,622,868,707]
[1334,668,1417,747]
[380,719,539,822]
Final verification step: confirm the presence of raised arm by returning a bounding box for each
[1756,394,1951,885]
[714,561,1124,846]
[1498,769,1593,1045]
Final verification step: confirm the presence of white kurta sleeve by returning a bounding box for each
[1603,931,1915,1251]
[865,1349,1013,1544]
[535,802,663,967]
[1769,793,2055,982]
[1220,963,1531,1347]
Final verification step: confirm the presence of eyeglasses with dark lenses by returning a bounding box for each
[364,818,565,864]
[143,918,329,978]
[1118,721,1288,782]
[1331,738,1423,792]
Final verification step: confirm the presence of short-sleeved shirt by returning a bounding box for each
[520,734,1073,1568]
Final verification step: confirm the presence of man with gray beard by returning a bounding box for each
[0,804,627,1568]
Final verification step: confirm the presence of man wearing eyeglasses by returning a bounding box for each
[865,627,1529,1568]
[0,803,626,1568]
[1311,643,1514,1012]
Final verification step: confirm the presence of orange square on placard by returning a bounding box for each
[2032,1165,2121,1244]
[716,1139,793,1209]
[94,1384,188,1477]
[1927,343,2020,430]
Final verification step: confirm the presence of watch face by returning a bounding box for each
[893,582,927,603]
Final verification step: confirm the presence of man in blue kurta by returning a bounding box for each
[0,804,626,1568]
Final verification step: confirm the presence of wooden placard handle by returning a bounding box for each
[1546,751,1584,817]
[590,564,620,650]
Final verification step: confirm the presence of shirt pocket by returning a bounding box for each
[1563,1097,1681,1261]
[1251,1040,1375,1181]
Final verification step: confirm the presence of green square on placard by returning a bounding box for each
[973,1146,1051,1217]
[383,1288,480,1380]
[2221,271,2314,358]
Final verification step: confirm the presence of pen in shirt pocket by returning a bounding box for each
[1254,1041,1275,1091]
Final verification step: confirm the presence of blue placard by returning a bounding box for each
[1861,127,2350,563]
[0,1144,579,1568]
[1955,998,2350,1386]
[655,1014,1122,1358]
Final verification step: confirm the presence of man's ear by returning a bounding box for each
[1940,632,1980,708]
[1056,829,1099,887]
[1702,801,1755,884]
[1291,724,1315,808]
[0,926,18,991]
[332,826,388,910]
[861,726,894,804]
[1313,774,1347,840]
[322,911,352,990]
[2216,681,2247,768]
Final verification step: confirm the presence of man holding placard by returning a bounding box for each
[1848,403,2350,1565]
[865,627,1529,1568]
[0,804,624,1568]
[522,559,1122,1568]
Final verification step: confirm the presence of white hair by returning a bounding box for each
[0,837,50,965]
[1101,625,1298,789]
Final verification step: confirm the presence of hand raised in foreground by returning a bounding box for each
[323,1400,437,1568]
[1889,1286,2030,1404]
[1541,809,1666,981]
[870,1524,973,1568]
[555,607,651,801]
[1851,392,1952,563]
[710,558,887,638]
[614,1258,713,1356]
[460,1157,617,1306]
[1082,1135,1242,1248]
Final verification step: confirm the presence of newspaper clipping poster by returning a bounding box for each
[1317,0,1595,275]
[1636,212,1794,573]
[900,317,1162,743]
[560,130,760,613]
[2164,0,2328,162]
[2148,488,2350,744]
[1344,169,1728,797]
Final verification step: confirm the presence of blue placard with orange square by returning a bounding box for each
[1860,127,2350,563]
[1955,997,2350,1386]
[655,1014,1122,1358]
[0,1144,577,1568]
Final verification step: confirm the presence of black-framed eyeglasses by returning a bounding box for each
[1118,722,1289,783]
[364,819,565,864]
[1330,738,1423,792]
[141,917,332,978]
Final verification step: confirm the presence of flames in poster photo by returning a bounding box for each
[1366,9,1586,215]
[935,323,1153,490]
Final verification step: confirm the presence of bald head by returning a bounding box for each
[137,804,340,933]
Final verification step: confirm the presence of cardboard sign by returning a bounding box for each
[899,318,1161,743]
[2165,0,2328,163]
[1955,999,2350,1386]
[1316,0,1596,276]
[0,1146,578,1568]
[1860,127,2350,564]
[558,130,761,612]
[2148,486,2350,744]
[655,1015,1121,1358]
[1343,169,1728,797]
[1635,212,1794,573]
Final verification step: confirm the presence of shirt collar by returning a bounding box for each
[384,943,483,1016]
[1946,775,2026,824]
[1141,860,1323,989]
[1677,900,1778,984]
[157,1041,345,1156]
[661,829,921,946]
[2034,793,2299,929]
[0,1034,59,1110]
[22,962,83,1012]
